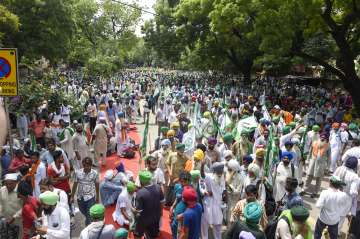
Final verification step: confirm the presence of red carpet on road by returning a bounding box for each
[100,126,172,239]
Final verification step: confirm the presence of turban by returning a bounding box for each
[330,175,346,186]
[248,163,260,177]
[160,139,170,147]
[349,123,358,131]
[290,205,310,222]
[171,121,180,129]
[114,228,128,238]
[332,122,340,129]
[227,159,241,172]
[281,152,293,160]
[273,105,281,110]
[255,148,265,158]
[193,149,205,161]
[182,186,197,202]
[312,125,320,132]
[117,112,124,118]
[211,162,225,174]
[282,126,291,134]
[4,173,19,181]
[176,143,186,151]
[39,191,59,206]
[160,126,169,133]
[127,181,136,192]
[223,133,234,143]
[138,170,152,184]
[284,140,294,146]
[340,123,348,129]
[190,170,200,180]
[207,137,217,145]
[243,155,254,164]
[89,204,105,219]
[203,111,211,118]
[345,156,358,170]
[287,195,303,209]
[104,170,114,180]
[167,129,176,137]
[244,202,263,223]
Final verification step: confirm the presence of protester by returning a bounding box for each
[113,181,136,227]
[80,204,115,239]
[71,157,99,226]
[226,202,266,239]
[133,170,165,239]
[0,173,22,238]
[37,191,71,239]
[314,176,351,239]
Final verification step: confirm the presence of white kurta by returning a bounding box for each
[112,189,133,226]
[273,162,298,202]
[60,128,74,161]
[72,133,90,169]
[203,173,226,225]
[42,206,70,239]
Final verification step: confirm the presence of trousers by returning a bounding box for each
[314,218,338,239]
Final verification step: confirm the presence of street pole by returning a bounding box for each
[4,97,14,159]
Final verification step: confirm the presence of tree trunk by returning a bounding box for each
[240,58,253,84]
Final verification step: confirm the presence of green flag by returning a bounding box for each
[30,132,37,152]
[140,116,149,157]
[264,125,274,177]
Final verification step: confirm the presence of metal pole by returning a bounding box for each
[4,97,14,159]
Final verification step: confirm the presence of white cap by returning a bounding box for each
[104,170,114,180]
[4,173,19,181]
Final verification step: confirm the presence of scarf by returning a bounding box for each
[23,160,41,190]
[50,162,65,177]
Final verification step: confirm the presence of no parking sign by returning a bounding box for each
[0,48,18,96]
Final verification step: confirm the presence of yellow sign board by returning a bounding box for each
[0,48,18,96]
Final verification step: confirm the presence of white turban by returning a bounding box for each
[227,159,241,172]
[104,170,114,180]
[4,173,19,181]
[248,163,260,177]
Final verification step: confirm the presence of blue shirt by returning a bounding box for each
[183,203,202,239]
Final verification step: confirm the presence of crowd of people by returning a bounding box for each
[0,69,359,239]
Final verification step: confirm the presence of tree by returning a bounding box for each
[255,0,360,112]
[3,0,74,63]
[0,4,19,46]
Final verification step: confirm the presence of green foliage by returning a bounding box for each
[0,4,19,46]
[3,0,75,64]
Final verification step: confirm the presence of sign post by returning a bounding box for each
[0,48,19,159]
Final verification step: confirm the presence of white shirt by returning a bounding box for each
[42,206,70,239]
[168,111,178,125]
[316,188,351,225]
[112,189,133,226]
[53,188,69,212]
[34,161,47,198]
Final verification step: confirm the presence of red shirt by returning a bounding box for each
[29,120,45,138]
[9,156,31,172]
[47,165,71,193]
[22,196,40,239]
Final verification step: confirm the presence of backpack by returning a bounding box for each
[264,215,292,239]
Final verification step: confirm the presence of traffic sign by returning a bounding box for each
[0,48,18,96]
